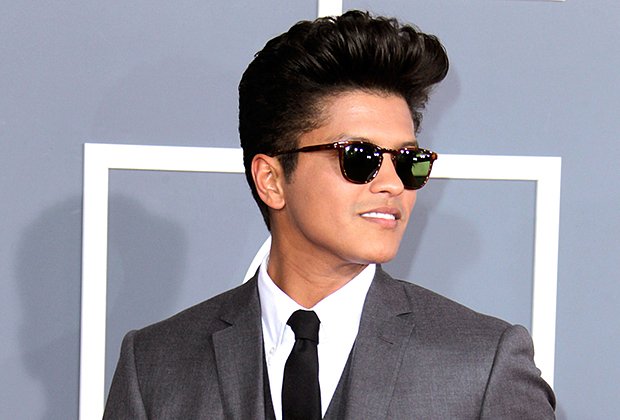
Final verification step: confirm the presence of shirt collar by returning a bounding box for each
[258,254,375,347]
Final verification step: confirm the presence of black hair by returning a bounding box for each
[239,10,449,229]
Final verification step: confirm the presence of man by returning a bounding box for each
[105,10,556,419]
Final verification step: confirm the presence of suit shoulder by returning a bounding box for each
[391,276,512,335]
[132,279,256,346]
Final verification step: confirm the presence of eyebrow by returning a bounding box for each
[335,135,419,149]
[401,139,419,148]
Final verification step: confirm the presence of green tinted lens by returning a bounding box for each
[342,143,382,183]
[396,150,433,190]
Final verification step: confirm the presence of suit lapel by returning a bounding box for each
[212,276,267,419]
[341,267,415,419]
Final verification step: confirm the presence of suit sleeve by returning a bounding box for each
[480,324,556,419]
[103,330,148,420]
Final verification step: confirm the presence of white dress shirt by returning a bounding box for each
[258,256,374,419]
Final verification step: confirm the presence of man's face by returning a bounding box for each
[271,90,418,268]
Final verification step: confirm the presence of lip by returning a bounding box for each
[359,207,403,228]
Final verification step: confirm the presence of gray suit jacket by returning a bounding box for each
[104,268,555,419]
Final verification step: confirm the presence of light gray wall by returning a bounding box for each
[1,1,618,418]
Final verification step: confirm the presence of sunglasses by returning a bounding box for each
[269,140,437,190]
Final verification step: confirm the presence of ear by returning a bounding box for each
[251,154,286,210]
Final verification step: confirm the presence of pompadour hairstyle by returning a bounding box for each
[239,10,449,229]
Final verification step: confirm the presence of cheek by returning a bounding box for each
[303,183,354,221]
[409,191,418,209]
[294,159,354,210]
[402,191,418,224]
[287,177,356,236]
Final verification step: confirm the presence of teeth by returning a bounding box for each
[361,212,396,220]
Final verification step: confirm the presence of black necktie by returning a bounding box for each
[282,309,321,420]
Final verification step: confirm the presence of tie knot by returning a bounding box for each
[287,310,320,343]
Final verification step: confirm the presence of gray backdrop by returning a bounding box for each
[1,1,618,418]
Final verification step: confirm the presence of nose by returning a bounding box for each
[369,154,405,195]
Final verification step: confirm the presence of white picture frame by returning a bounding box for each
[79,143,560,419]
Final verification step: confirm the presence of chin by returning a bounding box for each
[371,255,397,264]
[362,247,399,264]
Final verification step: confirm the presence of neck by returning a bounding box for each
[267,237,367,308]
